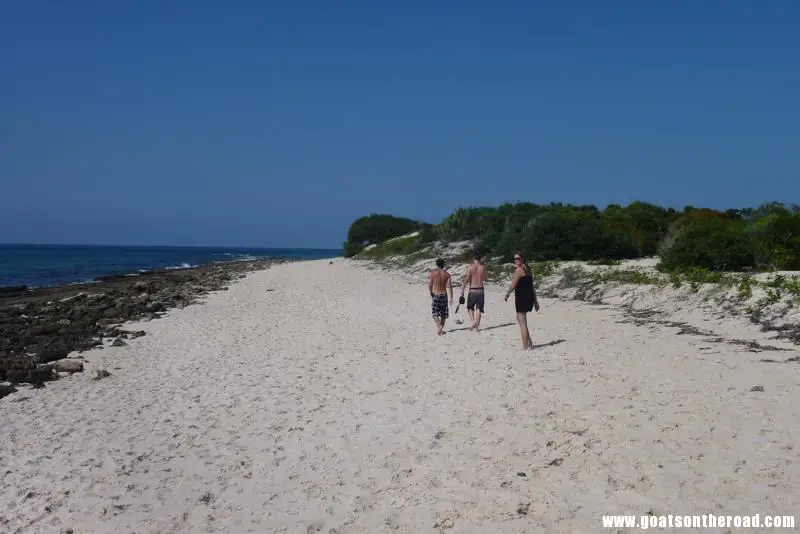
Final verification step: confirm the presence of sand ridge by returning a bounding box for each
[1,259,798,533]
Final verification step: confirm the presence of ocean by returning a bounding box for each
[0,244,342,288]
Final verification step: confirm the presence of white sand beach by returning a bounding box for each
[1,259,798,533]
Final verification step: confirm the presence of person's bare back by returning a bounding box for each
[466,262,487,288]
[430,268,451,294]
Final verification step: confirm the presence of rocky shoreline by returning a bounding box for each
[0,259,290,398]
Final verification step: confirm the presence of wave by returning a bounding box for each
[164,263,196,270]
[216,253,261,261]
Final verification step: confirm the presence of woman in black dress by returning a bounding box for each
[504,252,539,350]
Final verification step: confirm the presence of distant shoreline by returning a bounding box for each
[0,255,340,293]
[0,244,342,290]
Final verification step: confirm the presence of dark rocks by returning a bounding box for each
[37,346,71,363]
[0,383,17,399]
[0,259,288,391]
[0,285,27,297]
[28,323,61,336]
[145,301,165,313]
[111,338,128,347]
[0,357,54,384]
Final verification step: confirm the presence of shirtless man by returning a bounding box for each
[428,258,453,335]
[460,254,488,331]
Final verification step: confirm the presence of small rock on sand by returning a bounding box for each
[53,359,84,373]
[92,369,112,380]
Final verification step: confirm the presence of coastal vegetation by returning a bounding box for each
[343,214,432,258]
[344,201,800,273]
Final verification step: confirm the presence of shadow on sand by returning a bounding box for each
[448,322,516,333]
[531,339,566,349]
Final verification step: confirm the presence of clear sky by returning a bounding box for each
[2,1,798,248]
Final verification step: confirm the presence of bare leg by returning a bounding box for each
[474,308,483,331]
[516,312,531,349]
[467,308,476,329]
[522,313,532,348]
[434,317,443,335]
[440,317,447,334]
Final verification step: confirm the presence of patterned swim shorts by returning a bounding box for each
[431,293,449,318]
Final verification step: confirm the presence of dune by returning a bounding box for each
[1,259,797,533]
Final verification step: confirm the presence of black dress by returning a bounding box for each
[514,267,535,313]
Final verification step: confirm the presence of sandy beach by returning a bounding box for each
[1,259,798,533]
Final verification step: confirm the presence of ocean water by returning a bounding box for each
[0,244,342,288]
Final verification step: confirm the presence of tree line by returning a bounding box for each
[343,201,800,272]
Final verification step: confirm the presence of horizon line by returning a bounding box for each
[0,242,343,251]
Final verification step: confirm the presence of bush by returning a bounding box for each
[752,209,800,270]
[359,234,425,258]
[658,217,757,271]
[346,214,425,246]
[417,224,438,244]
[343,214,428,257]
[604,201,673,256]
[522,210,638,261]
[343,241,365,258]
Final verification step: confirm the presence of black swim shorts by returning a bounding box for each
[466,288,485,313]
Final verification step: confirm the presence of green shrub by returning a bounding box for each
[764,287,782,304]
[486,263,515,281]
[592,268,660,285]
[359,234,425,258]
[752,209,800,270]
[343,241,365,258]
[522,210,638,262]
[736,274,755,300]
[417,224,438,244]
[346,214,426,247]
[658,217,757,272]
[683,267,727,288]
[561,265,589,284]
[533,260,559,278]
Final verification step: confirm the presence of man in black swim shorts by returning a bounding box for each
[460,254,487,331]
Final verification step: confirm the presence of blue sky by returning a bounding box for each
[1,1,798,248]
